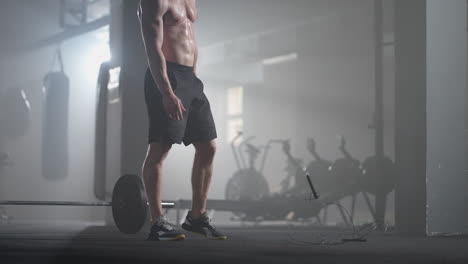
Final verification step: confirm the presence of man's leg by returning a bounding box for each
[142,142,172,224]
[191,139,216,218]
[183,139,226,239]
[143,142,185,241]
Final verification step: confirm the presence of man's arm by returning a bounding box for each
[139,0,172,97]
[139,0,186,120]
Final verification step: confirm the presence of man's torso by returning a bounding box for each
[160,0,198,66]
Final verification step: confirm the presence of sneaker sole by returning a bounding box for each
[210,235,228,240]
[157,234,186,241]
[182,224,227,240]
[182,223,207,236]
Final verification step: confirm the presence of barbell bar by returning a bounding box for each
[0,200,174,207]
[0,174,172,234]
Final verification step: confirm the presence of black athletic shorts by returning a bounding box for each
[144,61,217,146]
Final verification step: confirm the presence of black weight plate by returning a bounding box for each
[112,174,148,234]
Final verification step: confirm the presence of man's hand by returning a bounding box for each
[162,94,186,120]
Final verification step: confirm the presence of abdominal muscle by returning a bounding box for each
[161,19,196,67]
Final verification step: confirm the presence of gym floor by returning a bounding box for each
[1,223,467,264]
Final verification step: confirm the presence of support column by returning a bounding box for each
[426,0,468,234]
[395,0,468,235]
[373,0,386,231]
[394,0,427,235]
[111,0,149,176]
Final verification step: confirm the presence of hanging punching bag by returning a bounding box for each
[42,71,69,180]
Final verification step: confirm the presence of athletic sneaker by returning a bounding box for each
[182,211,227,240]
[147,215,185,241]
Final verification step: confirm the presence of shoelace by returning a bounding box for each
[166,222,177,229]
[200,215,216,229]
[158,222,175,231]
[156,217,176,231]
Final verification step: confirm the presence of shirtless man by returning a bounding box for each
[138,0,226,241]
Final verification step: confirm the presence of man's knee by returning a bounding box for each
[144,142,173,168]
[194,140,216,159]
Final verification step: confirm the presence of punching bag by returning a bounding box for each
[42,71,69,180]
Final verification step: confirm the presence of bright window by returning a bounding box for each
[226,86,244,143]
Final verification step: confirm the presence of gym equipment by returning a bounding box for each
[305,173,320,200]
[280,139,357,222]
[94,62,110,200]
[328,136,362,193]
[324,136,363,224]
[225,133,270,201]
[111,174,148,234]
[325,136,396,226]
[280,140,319,199]
[305,138,333,194]
[93,62,122,201]
[0,174,174,234]
[226,138,325,222]
[42,71,70,180]
[274,136,362,224]
[357,155,396,228]
[253,137,362,223]
[361,155,396,196]
[278,140,305,193]
[224,135,389,226]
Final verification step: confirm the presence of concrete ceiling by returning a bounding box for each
[196,0,387,47]
[0,0,60,56]
[0,0,393,51]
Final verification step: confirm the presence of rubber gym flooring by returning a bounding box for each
[1,223,467,264]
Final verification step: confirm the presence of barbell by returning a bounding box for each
[0,174,173,234]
